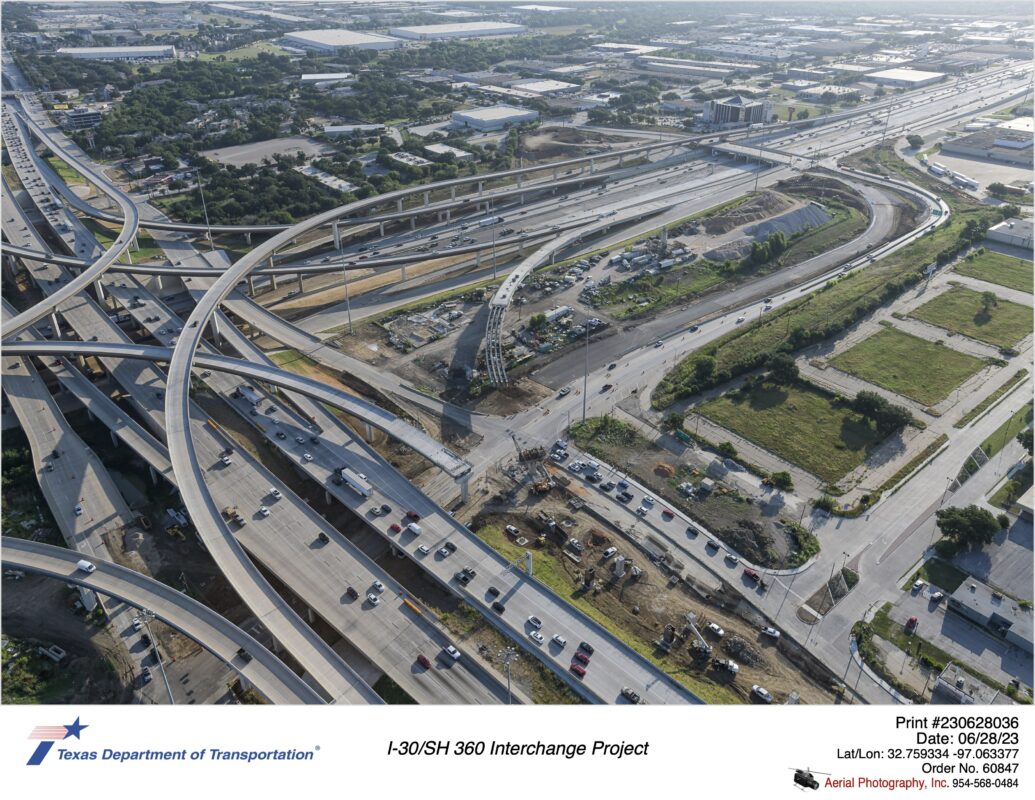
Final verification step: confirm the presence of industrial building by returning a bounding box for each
[636,55,758,79]
[932,663,1011,705]
[948,578,1033,655]
[985,218,1034,251]
[512,5,572,10]
[323,123,386,137]
[696,44,798,62]
[56,45,176,61]
[424,143,474,161]
[212,3,309,23]
[283,29,402,52]
[866,67,945,87]
[388,22,527,41]
[510,78,579,95]
[702,95,772,127]
[300,73,353,84]
[451,104,539,131]
[941,127,1034,167]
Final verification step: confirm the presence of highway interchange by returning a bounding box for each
[2,53,1031,705]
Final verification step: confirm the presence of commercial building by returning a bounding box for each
[828,63,875,75]
[932,663,1011,705]
[61,106,103,130]
[300,73,353,84]
[592,42,667,56]
[451,104,539,131]
[283,29,402,52]
[786,67,831,81]
[389,152,433,169]
[424,143,474,161]
[512,5,572,11]
[948,578,1033,655]
[56,45,176,61]
[1018,485,1034,522]
[212,3,309,23]
[866,67,945,87]
[702,95,772,127]
[388,22,527,41]
[323,123,386,137]
[510,78,579,95]
[985,218,1034,251]
[941,128,1034,168]
[636,55,758,79]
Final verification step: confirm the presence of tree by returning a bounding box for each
[768,353,799,385]
[795,109,810,120]
[906,134,924,149]
[935,505,999,548]
[1017,427,1033,456]
[717,441,738,459]
[987,182,1010,199]
[770,471,794,491]
[663,412,684,432]
[528,312,547,331]
[980,291,998,312]
[693,356,715,383]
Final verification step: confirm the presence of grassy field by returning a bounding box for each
[830,326,987,405]
[80,217,166,262]
[990,462,1033,512]
[980,401,1033,459]
[909,286,1033,350]
[907,557,969,593]
[697,381,889,483]
[198,42,291,61]
[954,250,1033,294]
[473,523,739,704]
[654,149,1005,408]
[45,154,85,186]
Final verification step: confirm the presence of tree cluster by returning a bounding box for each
[849,391,912,435]
[935,505,1000,549]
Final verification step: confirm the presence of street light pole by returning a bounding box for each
[498,647,518,705]
[581,323,590,423]
[137,608,174,704]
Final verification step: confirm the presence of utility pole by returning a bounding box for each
[195,169,213,251]
[498,647,518,705]
[336,223,354,334]
[137,609,174,704]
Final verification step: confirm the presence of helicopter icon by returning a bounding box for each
[791,767,830,790]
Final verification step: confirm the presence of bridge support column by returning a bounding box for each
[477,181,483,195]
[589,159,595,174]
[325,489,332,505]
[379,221,385,236]
[363,422,374,441]
[131,234,139,252]
[552,167,557,180]
[245,231,252,245]
[397,198,403,212]
[444,209,450,222]
[333,222,341,251]
[457,474,470,505]
[450,186,456,200]
[122,249,133,265]
[95,280,105,303]
[296,273,304,294]
[400,265,407,282]
[475,251,481,267]
[410,217,415,231]
[109,429,118,448]
[209,315,221,345]
[269,273,278,291]
[154,273,163,291]
[307,607,315,624]
[423,191,429,206]
[247,276,256,295]
[149,464,158,486]
[618,154,623,166]
[517,174,523,188]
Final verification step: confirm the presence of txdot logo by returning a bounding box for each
[26,717,88,766]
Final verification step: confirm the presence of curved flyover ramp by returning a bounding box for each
[2,538,326,705]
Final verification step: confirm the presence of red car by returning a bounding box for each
[573,650,591,665]
[389,523,402,533]
[570,662,586,678]
[662,508,674,518]
[417,654,431,669]
[743,568,761,583]
[406,511,421,521]
[906,616,919,632]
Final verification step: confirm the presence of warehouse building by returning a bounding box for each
[797,85,861,101]
[948,579,1033,655]
[510,78,579,95]
[696,44,798,62]
[941,127,1033,167]
[56,45,176,61]
[452,104,539,131]
[284,29,402,52]
[636,55,758,79]
[985,218,1034,251]
[866,67,945,87]
[702,95,772,127]
[388,21,526,41]
[424,143,474,161]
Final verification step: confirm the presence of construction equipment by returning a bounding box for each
[684,611,713,657]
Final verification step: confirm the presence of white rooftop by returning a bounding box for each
[867,67,945,82]
[300,73,353,82]
[390,21,526,36]
[456,105,535,121]
[285,29,401,48]
[513,4,573,10]
[511,79,578,94]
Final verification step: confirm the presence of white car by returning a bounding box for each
[416,544,430,555]
[528,630,545,645]
[259,506,270,517]
[552,634,567,648]
[505,525,519,535]
[74,504,83,516]
[443,645,461,660]
[735,316,745,324]
[602,547,618,559]
[527,615,543,629]
[220,455,232,466]
[913,579,925,591]
[636,506,648,516]
[295,436,305,444]
[752,684,773,704]
[641,495,655,506]
[725,553,739,566]
[269,488,282,499]
[302,453,313,462]
[706,622,725,638]
[372,580,385,594]
[367,593,380,606]
[761,626,781,639]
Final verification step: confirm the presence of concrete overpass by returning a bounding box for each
[2,538,328,705]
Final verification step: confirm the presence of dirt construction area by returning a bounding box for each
[520,127,643,164]
[466,475,842,705]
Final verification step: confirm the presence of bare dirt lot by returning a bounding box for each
[466,480,842,705]
[520,127,640,164]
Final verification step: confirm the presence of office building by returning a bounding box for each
[702,95,772,126]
